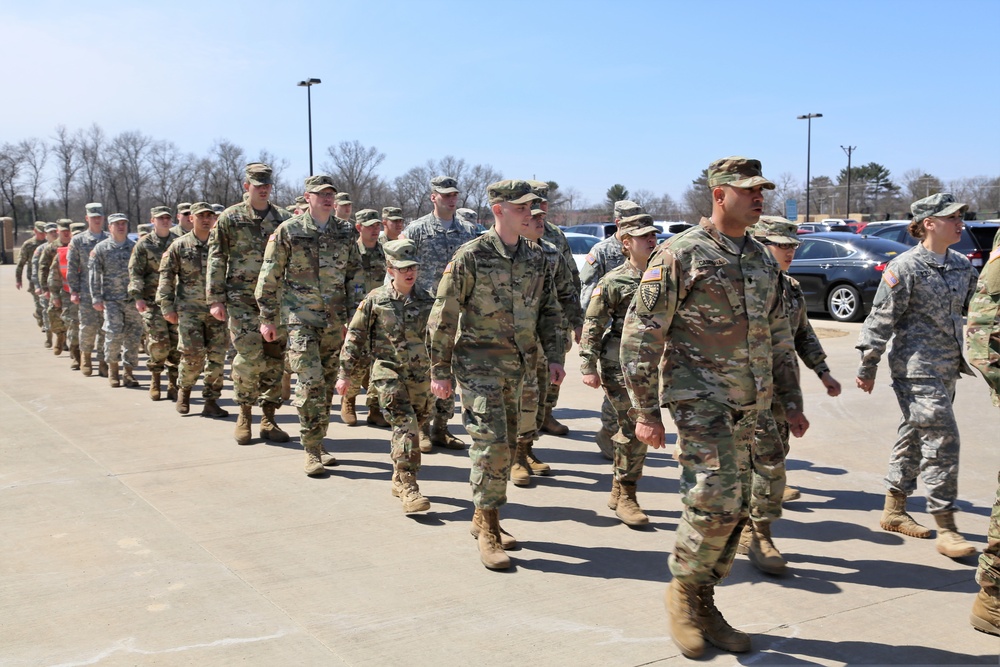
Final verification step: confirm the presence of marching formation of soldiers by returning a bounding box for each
[12,156,1000,658]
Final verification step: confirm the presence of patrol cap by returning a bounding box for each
[911,192,968,223]
[488,179,541,205]
[137,223,153,235]
[613,200,644,219]
[619,213,659,237]
[431,175,459,194]
[382,206,403,221]
[752,215,800,245]
[190,201,214,215]
[706,156,775,190]
[56,219,72,231]
[107,213,128,224]
[177,202,192,215]
[304,174,337,193]
[150,205,172,218]
[530,201,544,217]
[245,162,274,186]
[33,221,46,232]
[295,195,307,206]
[457,207,478,223]
[355,209,381,226]
[85,202,104,217]
[335,192,352,205]
[212,204,225,214]
[70,222,87,234]
[44,222,58,233]
[527,180,549,199]
[384,239,420,268]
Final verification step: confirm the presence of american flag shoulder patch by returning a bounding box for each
[443,261,453,274]
[585,253,596,265]
[883,269,899,288]
[591,285,601,298]
[641,266,662,283]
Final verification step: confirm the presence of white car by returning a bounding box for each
[564,231,601,272]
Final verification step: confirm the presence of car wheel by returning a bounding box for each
[827,284,862,322]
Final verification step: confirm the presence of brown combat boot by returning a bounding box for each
[176,388,191,415]
[477,509,511,570]
[934,511,976,558]
[366,402,390,428]
[234,404,252,445]
[747,521,787,574]
[880,490,932,538]
[469,508,517,550]
[737,522,752,555]
[695,584,752,653]
[595,426,614,461]
[341,395,357,426]
[616,481,649,527]
[122,365,139,388]
[971,584,1000,636]
[98,360,109,377]
[166,368,178,401]
[70,345,81,371]
[510,440,532,487]
[260,403,290,442]
[782,485,801,502]
[540,406,569,435]
[526,441,551,475]
[53,332,66,356]
[108,362,121,388]
[202,399,229,419]
[149,370,162,401]
[608,478,621,510]
[44,330,52,348]
[303,445,326,477]
[81,351,93,376]
[418,422,433,454]
[430,417,466,449]
[281,371,292,403]
[665,579,706,659]
[393,469,430,513]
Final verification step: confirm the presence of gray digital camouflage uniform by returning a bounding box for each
[90,237,142,369]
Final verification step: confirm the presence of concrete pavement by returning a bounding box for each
[1,263,997,666]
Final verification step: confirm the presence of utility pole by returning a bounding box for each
[798,113,823,222]
[841,145,856,218]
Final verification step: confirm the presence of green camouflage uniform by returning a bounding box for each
[620,218,801,585]
[46,239,77,346]
[16,235,46,328]
[31,242,52,333]
[128,231,180,374]
[427,227,565,509]
[157,232,227,399]
[344,238,388,407]
[67,229,108,363]
[90,237,142,368]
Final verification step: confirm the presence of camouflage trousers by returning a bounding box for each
[47,294,66,334]
[373,376,431,472]
[38,294,50,333]
[102,301,143,368]
[227,300,284,407]
[287,325,343,449]
[177,310,227,399]
[345,358,379,408]
[460,367,538,510]
[667,400,755,586]
[79,295,106,362]
[977,471,1000,588]
[141,307,180,373]
[31,290,44,328]
[541,332,572,415]
[599,361,647,484]
[47,294,80,347]
[749,409,790,524]
[886,377,960,514]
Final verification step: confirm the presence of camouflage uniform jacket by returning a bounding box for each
[36,242,60,294]
[783,273,830,378]
[341,283,435,384]
[620,217,801,421]
[128,232,176,302]
[16,236,44,284]
[403,213,480,296]
[89,238,136,305]
[357,238,387,295]
[966,229,1000,406]
[46,240,71,295]
[541,237,583,331]
[857,243,978,382]
[579,261,641,375]
[427,227,566,381]
[66,229,107,296]
[579,233,625,311]
[542,221,581,296]
[255,214,364,329]
[206,200,291,307]
[156,232,211,314]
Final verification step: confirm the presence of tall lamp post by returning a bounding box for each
[297,78,322,174]
[841,145,856,218]
[797,113,822,223]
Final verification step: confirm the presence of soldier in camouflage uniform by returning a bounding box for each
[734,216,843,575]
[256,175,364,477]
[427,180,566,571]
[207,163,292,445]
[579,200,644,457]
[67,203,108,377]
[338,239,434,513]
[341,209,390,428]
[379,206,405,245]
[90,213,142,388]
[157,202,229,419]
[580,213,659,527]
[45,221,78,366]
[31,224,58,348]
[15,221,47,330]
[37,223,66,352]
[129,206,181,401]
[620,157,806,658]
[967,227,1000,636]
[404,175,479,451]
[173,202,192,236]
[857,192,978,559]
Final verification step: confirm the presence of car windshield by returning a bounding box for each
[567,235,599,254]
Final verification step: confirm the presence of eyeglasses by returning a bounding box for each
[393,265,417,273]
[765,241,798,250]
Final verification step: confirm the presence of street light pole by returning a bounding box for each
[841,145,856,218]
[297,78,322,174]
[797,113,823,223]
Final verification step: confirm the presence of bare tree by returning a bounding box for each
[0,142,25,229]
[681,169,712,223]
[19,138,49,223]
[52,126,80,218]
[201,139,246,206]
[766,172,802,217]
[902,169,944,202]
[393,165,432,220]
[321,140,387,210]
[463,163,503,220]
[102,131,153,226]
[78,124,106,206]
[148,140,195,210]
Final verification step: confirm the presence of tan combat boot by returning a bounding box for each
[934,511,976,558]
[665,579,706,659]
[525,441,550,475]
[595,426,614,461]
[166,368,178,401]
[695,584,752,653]
[149,370,162,401]
[108,362,121,387]
[880,490,932,538]
[469,507,517,549]
[394,469,430,513]
[98,360,109,377]
[737,522,753,555]
[366,402,390,428]
[341,395,357,426]
[122,365,139,388]
[303,445,326,477]
[418,422,433,454]
[53,332,66,356]
[747,522,787,574]
[320,446,337,467]
[202,399,229,419]
[81,351,93,376]
[971,584,1000,636]
[616,481,649,527]
[510,440,532,487]
[540,406,569,435]
[477,509,511,570]
[260,403,289,442]
[608,478,621,510]
[70,345,81,371]
[782,485,801,502]
[44,330,52,349]
[176,388,191,415]
[430,417,466,449]
[234,404,252,445]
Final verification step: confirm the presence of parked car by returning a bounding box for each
[865,220,1000,272]
[789,232,910,322]
[797,222,853,234]
[655,221,693,234]
[822,218,862,232]
[562,223,616,239]
[564,231,601,272]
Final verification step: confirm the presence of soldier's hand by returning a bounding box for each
[71,293,80,304]
[787,410,810,438]
[260,323,278,343]
[549,363,566,386]
[821,372,842,397]
[210,302,226,321]
[43,291,50,299]
[335,378,350,396]
[16,281,21,290]
[574,327,582,345]
[93,302,104,312]
[135,299,147,313]
[51,297,61,308]
[35,288,43,296]
[635,420,666,449]
[163,311,179,325]
[582,373,601,389]
[855,377,874,394]
[431,378,452,399]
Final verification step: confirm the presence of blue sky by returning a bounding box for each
[4,0,998,205]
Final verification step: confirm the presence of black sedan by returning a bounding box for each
[788,232,910,322]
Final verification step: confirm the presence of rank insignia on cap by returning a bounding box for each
[443,261,453,274]
[883,269,899,288]
[641,266,662,283]
[591,285,601,298]
[585,253,596,265]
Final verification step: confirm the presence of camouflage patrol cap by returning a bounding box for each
[212,204,225,214]
[177,202,192,215]
[304,174,337,193]
[619,213,658,237]
[44,222,58,233]
[707,156,775,190]
[56,219,72,231]
[911,192,968,223]
[33,221,46,232]
[137,223,153,235]
[488,179,542,205]
[107,213,128,224]
[190,201,214,215]
[85,202,104,217]
[431,175,459,194]
[70,222,87,234]
[334,192,352,205]
[150,205,172,218]
[384,238,420,268]
[245,162,274,186]
[382,206,403,220]
[355,209,381,226]
[527,180,549,199]
[613,200,644,219]
[530,201,544,217]
[456,207,478,223]
[295,196,307,206]
[752,215,800,245]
